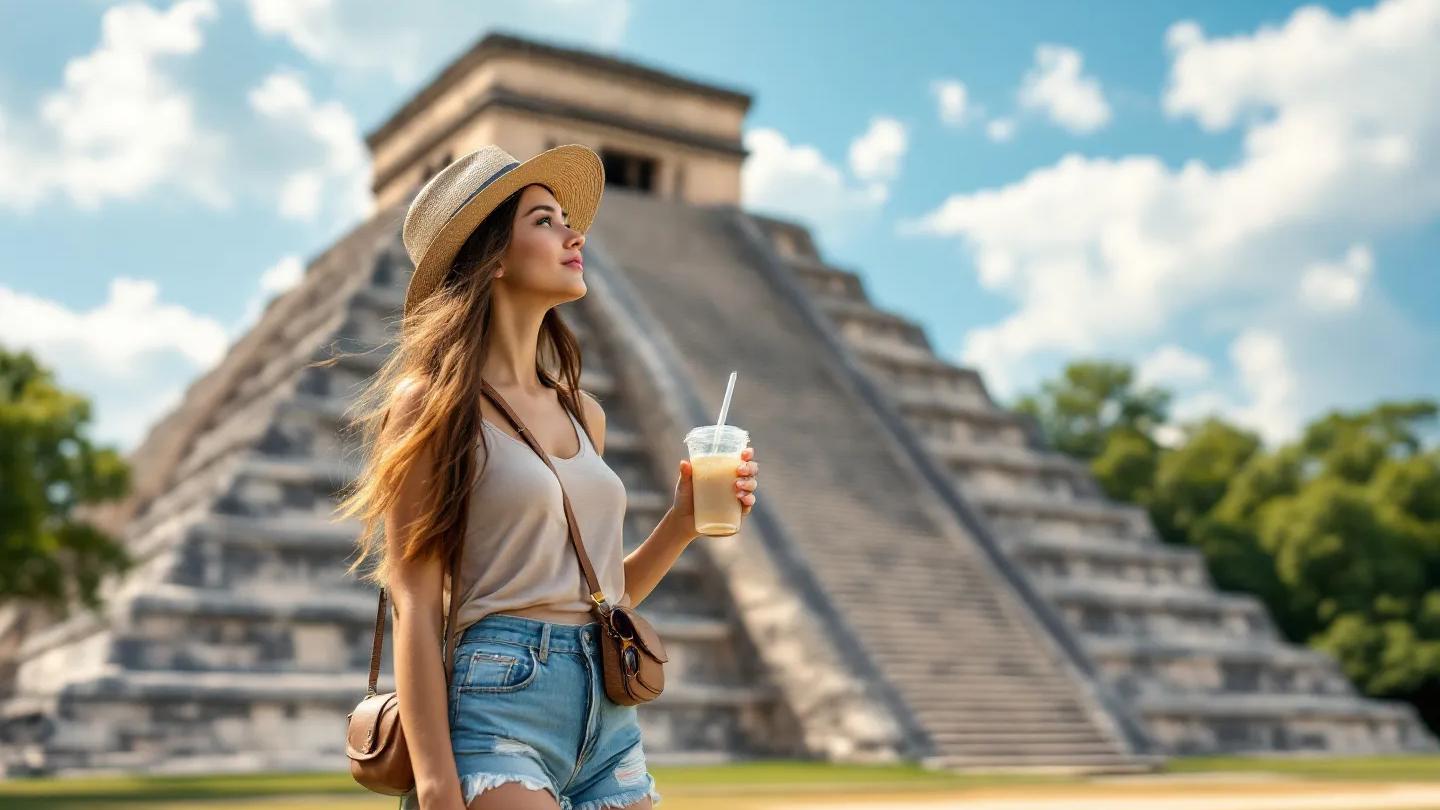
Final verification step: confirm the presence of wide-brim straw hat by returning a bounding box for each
[401,143,604,317]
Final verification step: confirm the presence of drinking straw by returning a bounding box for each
[709,371,738,454]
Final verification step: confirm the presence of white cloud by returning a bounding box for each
[903,0,1440,444]
[0,279,230,451]
[848,116,908,198]
[1229,329,1301,446]
[986,118,1017,143]
[1018,44,1111,134]
[245,0,632,84]
[235,255,307,331]
[248,70,372,225]
[1300,243,1374,312]
[0,0,225,212]
[741,127,888,239]
[931,79,971,127]
[0,251,318,451]
[259,255,306,295]
[1136,344,1213,389]
[247,0,332,62]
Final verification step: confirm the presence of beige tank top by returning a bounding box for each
[449,405,628,634]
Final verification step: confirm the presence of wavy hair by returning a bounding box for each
[322,183,594,588]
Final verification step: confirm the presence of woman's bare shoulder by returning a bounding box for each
[577,389,606,454]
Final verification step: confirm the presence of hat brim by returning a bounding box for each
[404,144,604,317]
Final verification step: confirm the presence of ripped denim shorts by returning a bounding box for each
[399,612,663,810]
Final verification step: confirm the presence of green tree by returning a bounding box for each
[1012,360,1171,501]
[0,346,132,612]
[1017,360,1440,734]
[1148,418,1263,545]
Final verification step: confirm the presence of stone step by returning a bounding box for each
[881,659,1074,675]
[837,603,1016,621]
[854,637,1053,660]
[911,701,1095,717]
[929,740,1124,756]
[922,752,1151,771]
[844,619,1037,638]
[1004,532,1205,565]
[1083,634,1341,669]
[175,513,703,592]
[108,583,737,675]
[883,653,1070,668]
[1043,580,1263,612]
[1134,690,1420,720]
[892,677,1082,697]
[921,719,1106,734]
[822,584,1006,606]
[128,583,729,637]
[20,668,774,708]
[856,644,1054,664]
[926,727,1110,742]
[889,680,1083,697]
[842,617,1035,639]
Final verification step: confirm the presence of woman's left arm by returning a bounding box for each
[622,446,758,608]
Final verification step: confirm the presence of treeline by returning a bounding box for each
[0,346,132,614]
[1013,360,1440,734]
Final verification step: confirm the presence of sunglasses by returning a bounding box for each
[611,611,640,676]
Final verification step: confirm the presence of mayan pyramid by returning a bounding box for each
[1,31,1433,777]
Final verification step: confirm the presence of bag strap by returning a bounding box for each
[363,378,611,700]
[479,378,613,619]
[366,500,464,698]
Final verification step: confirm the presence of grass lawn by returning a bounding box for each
[1162,752,1440,781]
[0,755,1436,809]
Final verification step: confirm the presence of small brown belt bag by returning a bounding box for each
[346,379,669,795]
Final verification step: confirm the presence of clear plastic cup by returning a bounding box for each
[683,425,750,537]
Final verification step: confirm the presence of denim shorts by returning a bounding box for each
[399,612,663,810]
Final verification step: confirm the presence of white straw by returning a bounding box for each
[709,371,738,454]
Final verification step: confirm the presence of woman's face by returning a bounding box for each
[498,184,586,304]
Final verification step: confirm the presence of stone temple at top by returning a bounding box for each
[1,30,1433,776]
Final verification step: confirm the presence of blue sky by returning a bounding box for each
[1,0,1436,452]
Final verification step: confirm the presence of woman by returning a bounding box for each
[335,144,759,810]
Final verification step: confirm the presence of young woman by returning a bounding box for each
[336,144,759,810]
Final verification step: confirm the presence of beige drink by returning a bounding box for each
[684,424,750,537]
[690,453,744,536]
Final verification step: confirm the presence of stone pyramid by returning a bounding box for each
[2,29,1434,779]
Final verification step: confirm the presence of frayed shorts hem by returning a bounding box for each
[570,771,663,810]
[459,770,561,807]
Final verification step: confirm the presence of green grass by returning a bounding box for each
[1,755,1437,809]
[1162,752,1440,781]
[0,760,1072,809]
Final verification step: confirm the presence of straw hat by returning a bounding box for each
[401,143,605,317]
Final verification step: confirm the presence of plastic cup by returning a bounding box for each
[683,425,750,537]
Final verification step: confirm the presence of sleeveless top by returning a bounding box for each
[448,404,629,635]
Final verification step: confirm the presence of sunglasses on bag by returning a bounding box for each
[611,611,640,675]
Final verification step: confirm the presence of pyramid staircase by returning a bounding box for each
[579,189,1155,770]
[728,207,1436,757]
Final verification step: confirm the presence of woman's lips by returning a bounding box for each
[563,259,583,271]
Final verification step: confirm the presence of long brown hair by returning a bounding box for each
[325,183,593,588]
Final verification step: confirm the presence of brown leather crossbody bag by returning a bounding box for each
[345,379,668,795]
[344,548,461,795]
